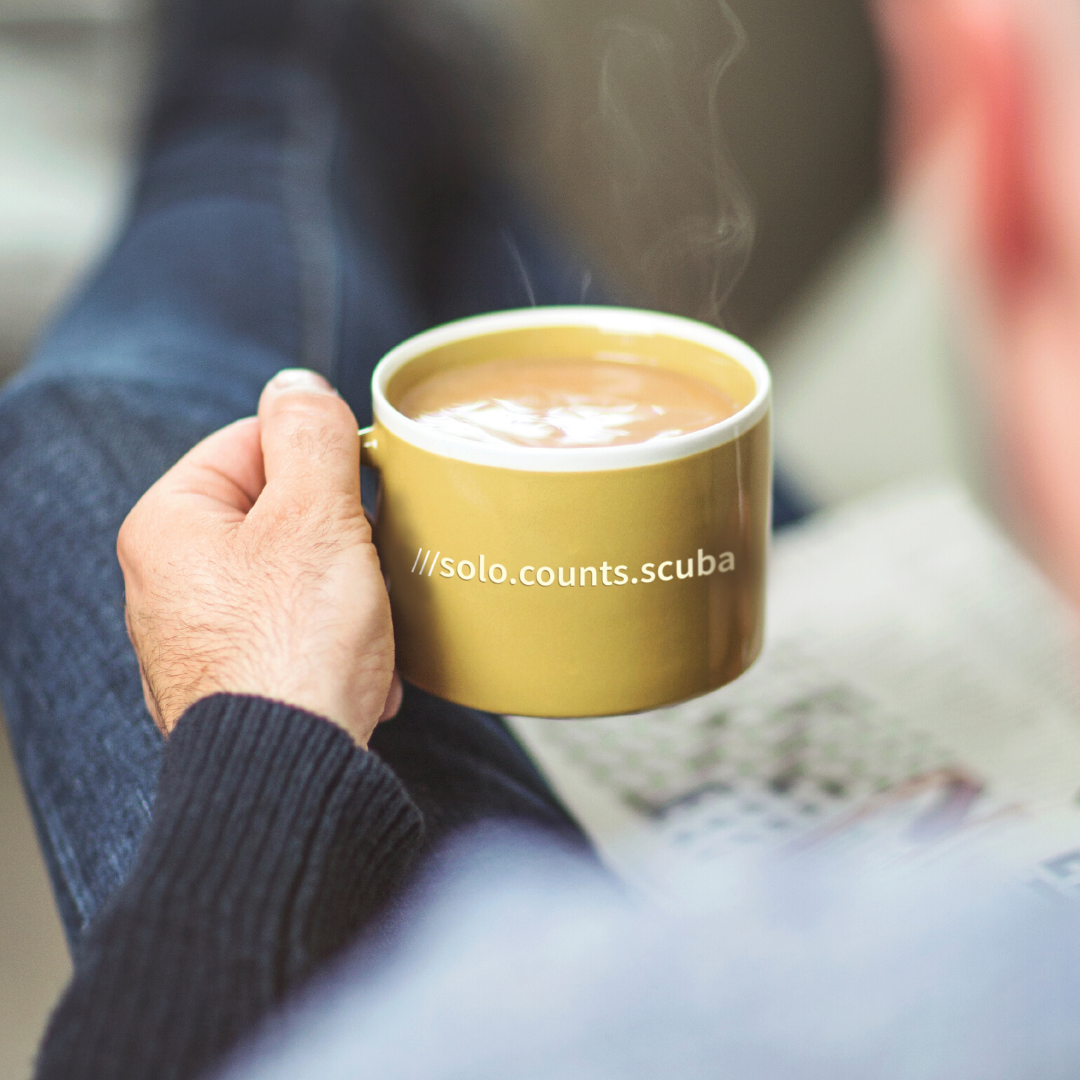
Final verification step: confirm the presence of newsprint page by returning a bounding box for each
[507,483,1080,904]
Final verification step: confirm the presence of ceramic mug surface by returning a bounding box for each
[361,306,772,718]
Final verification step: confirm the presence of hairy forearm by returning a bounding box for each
[34,695,423,1080]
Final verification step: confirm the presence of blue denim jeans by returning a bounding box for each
[0,14,808,950]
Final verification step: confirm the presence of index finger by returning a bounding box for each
[152,417,265,517]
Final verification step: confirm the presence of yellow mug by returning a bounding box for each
[361,306,771,718]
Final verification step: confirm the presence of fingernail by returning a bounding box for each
[269,369,338,395]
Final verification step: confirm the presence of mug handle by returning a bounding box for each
[358,426,380,470]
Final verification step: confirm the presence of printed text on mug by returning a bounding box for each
[407,548,735,586]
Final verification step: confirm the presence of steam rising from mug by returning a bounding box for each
[593,0,754,325]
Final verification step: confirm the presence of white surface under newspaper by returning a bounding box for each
[506,483,1080,903]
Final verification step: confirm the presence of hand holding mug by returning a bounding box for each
[117,369,401,747]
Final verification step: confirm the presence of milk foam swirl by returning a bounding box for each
[398,358,739,450]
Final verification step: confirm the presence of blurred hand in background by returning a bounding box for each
[875,0,1080,607]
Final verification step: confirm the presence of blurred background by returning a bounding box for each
[0,0,970,1076]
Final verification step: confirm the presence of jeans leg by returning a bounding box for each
[0,380,248,947]
[0,45,420,947]
[23,59,418,411]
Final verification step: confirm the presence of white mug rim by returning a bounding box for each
[371,306,771,473]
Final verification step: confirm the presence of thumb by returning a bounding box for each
[257,369,362,510]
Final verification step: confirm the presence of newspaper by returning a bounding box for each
[506,483,1080,902]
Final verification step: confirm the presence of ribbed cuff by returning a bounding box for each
[152,695,423,973]
[37,694,423,1080]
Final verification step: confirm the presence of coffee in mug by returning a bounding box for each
[361,307,772,718]
[397,357,741,449]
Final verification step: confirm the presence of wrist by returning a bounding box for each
[179,675,373,747]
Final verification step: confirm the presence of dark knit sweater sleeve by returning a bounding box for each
[33,694,424,1080]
